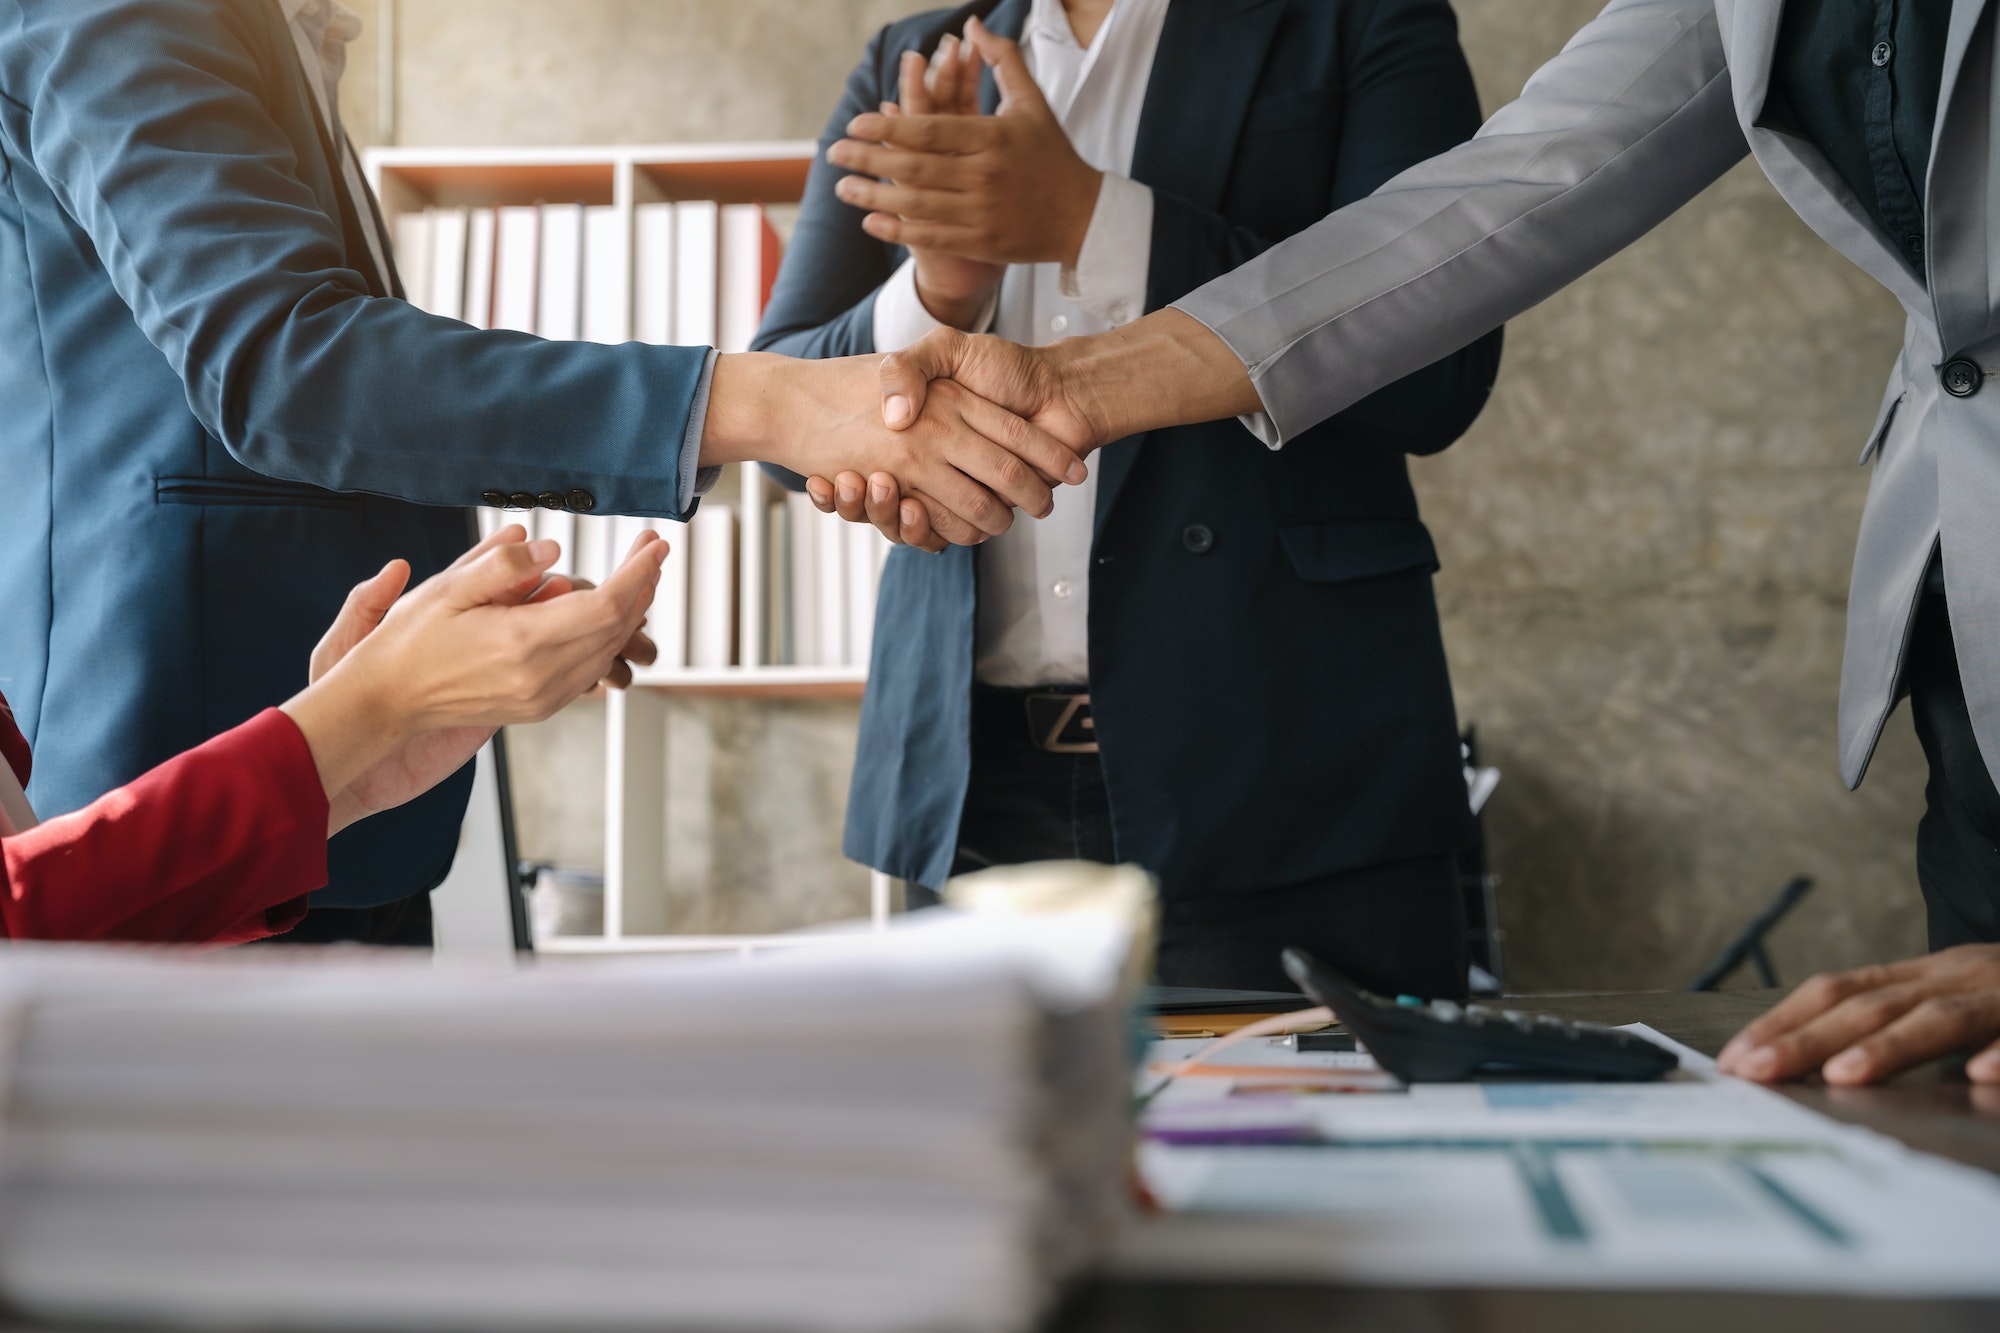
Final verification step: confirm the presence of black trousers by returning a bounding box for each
[251,892,435,948]
[1908,565,2000,948]
[921,687,1469,1000]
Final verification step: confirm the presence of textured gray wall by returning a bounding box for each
[349,0,1931,986]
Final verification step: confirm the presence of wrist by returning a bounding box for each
[913,270,998,332]
[698,353,801,470]
[1045,308,1263,444]
[280,664,410,804]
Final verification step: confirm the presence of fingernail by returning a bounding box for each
[1717,1037,1748,1067]
[1969,1053,2000,1082]
[526,539,559,564]
[1824,1049,1871,1082]
[870,480,892,504]
[885,394,913,426]
[1066,461,1088,485]
[838,480,862,504]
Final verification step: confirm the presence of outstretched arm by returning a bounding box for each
[873,0,1745,520]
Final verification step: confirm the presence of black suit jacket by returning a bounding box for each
[755,0,1503,898]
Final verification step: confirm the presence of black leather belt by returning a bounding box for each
[1022,690,1097,754]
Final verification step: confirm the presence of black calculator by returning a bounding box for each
[1280,948,1679,1083]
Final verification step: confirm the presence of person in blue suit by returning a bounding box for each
[0,0,1082,943]
[757,0,1501,996]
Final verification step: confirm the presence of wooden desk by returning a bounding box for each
[1061,988,2000,1333]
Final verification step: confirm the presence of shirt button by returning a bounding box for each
[1050,314,1069,335]
[1907,231,1925,256]
[1051,578,1074,599]
[1182,524,1215,555]
[509,492,538,510]
[1110,303,1132,324]
[566,488,597,513]
[1942,358,1983,398]
[480,491,508,508]
[1872,42,1893,67]
[536,491,567,510]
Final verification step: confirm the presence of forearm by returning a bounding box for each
[281,670,407,832]
[1048,309,1265,445]
[0,710,327,942]
[1172,0,1741,445]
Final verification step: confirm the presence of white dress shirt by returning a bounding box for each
[872,0,1169,687]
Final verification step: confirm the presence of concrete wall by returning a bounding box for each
[347,0,1931,987]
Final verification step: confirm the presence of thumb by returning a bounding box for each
[447,538,562,609]
[880,327,971,430]
[311,559,410,681]
[966,16,1051,120]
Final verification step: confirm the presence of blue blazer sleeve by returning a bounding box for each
[0,0,709,519]
[1145,0,1501,455]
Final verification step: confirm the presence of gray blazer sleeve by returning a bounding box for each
[1174,0,1748,445]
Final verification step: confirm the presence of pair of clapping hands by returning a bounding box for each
[798,17,1117,550]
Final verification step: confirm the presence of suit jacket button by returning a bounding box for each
[567,488,597,513]
[509,492,538,510]
[537,491,567,510]
[1182,524,1215,554]
[1942,359,1983,398]
[481,491,508,508]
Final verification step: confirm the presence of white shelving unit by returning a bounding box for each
[366,142,893,952]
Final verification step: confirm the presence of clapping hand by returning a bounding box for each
[285,524,666,834]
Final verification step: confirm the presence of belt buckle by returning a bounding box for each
[1026,692,1098,754]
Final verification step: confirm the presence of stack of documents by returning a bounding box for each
[0,910,1136,1331]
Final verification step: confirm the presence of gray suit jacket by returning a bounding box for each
[1177,0,2000,793]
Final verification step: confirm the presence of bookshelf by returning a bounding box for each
[365,142,894,951]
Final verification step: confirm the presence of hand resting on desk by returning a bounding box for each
[1717,944,2000,1086]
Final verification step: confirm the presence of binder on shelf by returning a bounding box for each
[492,205,540,334]
[654,518,691,671]
[717,204,781,355]
[632,202,676,346]
[464,206,497,329]
[687,506,736,669]
[765,498,789,667]
[785,491,821,668]
[581,204,626,345]
[673,200,719,350]
[392,211,433,313]
[428,207,469,322]
[813,500,848,668]
[570,516,610,591]
[536,203,585,342]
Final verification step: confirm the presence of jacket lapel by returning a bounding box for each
[1927,0,1996,354]
[1095,0,1283,527]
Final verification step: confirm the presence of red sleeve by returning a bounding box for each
[0,709,327,943]
[0,695,30,788]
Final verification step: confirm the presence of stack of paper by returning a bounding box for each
[0,909,1137,1331]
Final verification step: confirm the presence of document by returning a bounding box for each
[1126,1028,2000,1297]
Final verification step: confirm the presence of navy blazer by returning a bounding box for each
[0,0,711,907]
[757,0,1503,898]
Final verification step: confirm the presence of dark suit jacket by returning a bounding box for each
[0,0,711,906]
[755,0,1503,897]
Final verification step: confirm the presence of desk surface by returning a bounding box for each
[1060,987,2000,1333]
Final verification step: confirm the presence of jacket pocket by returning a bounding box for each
[155,475,365,513]
[1279,519,1439,583]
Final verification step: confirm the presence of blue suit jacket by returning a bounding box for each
[0,0,710,906]
[757,0,1502,898]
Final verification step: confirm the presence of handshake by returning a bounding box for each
[697,16,1262,553]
